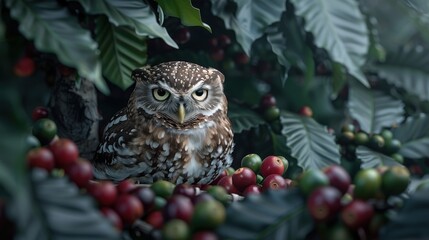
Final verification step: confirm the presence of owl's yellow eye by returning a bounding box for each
[192,89,208,101]
[152,88,170,101]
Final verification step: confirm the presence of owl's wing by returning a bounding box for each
[92,108,141,181]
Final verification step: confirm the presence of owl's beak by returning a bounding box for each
[178,103,185,124]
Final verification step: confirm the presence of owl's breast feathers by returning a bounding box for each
[92,108,234,184]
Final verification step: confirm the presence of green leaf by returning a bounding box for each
[228,102,265,134]
[380,189,429,239]
[217,189,312,240]
[356,146,400,169]
[210,0,286,55]
[5,0,108,94]
[266,22,290,85]
[95,16,147,90]
[348,80,404,133]
[373,46,429,101]
[280,112,341,170]
[392,115,429,159]
[290,0,369,86]
[75,0,178,49]
[156,0,211,32]
[12,170,121,240]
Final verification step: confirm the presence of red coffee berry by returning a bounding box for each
[217,175,240,194]
[14,57,35,77]
[299,106,313,117]
[145,210,164,229]
[307,186,342,221]
[323,165,351,195]
[192,231,218,240]
[163,195,194,223]
[262,174,287,191]
[65,159,93,188]
[260,156,285,177]
[242,185,262,196]
[101,208,123,230]
[132,186,155,210]
[173,184,196,198]
[116,179,137,195]
[192,193,215,205]
[174,28,191,45]
[341,200,374,230]
[114,194,144,225]
[31,106,49,121]
[50,138,79,168]
[259,94,277,109]
[88,181,117,207]
[217,34,231,47]
[27,147,55,172]
[211,169,228,185]
[231,167,257,191]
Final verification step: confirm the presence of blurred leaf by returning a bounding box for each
[280,112,341,170]
[374,46,429,101]
[282,12,314,85]
[95,16,147,90]
[75,0,178,48]
[156,0,211,32]
[356,146,400,169]
[380,189,429,239]
[331,63,347,96]
[217,189,312,240]
[228,102,265,134]
[13,170,121,240]
[365,13,386,62]
[392,115,429,159]
[348,80,404,133]
[266,22,290,85]
[290,0,369,86]
[210,0,286,55]
[5,0,108,94]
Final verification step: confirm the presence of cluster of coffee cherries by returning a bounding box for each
[212,154,294,196]
[337,124,403,164]
[298,164,410,239]
[133,180,228,240]
[28,106,231,239]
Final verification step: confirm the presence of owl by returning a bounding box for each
[92,61,234,185]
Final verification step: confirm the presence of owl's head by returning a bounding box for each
[130,61,227,127]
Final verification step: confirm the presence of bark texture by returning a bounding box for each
[49,74,101,160]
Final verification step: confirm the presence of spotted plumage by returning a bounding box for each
[92,61,234,184]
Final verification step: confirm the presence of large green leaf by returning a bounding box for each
[280,112,341,170]
[380,189,429,239]
[11,170,121,240]
[156,0,211,32]
[95,16,147,90]
[217,189,312,240]
[373,46,429,101]
[228,102,265,134]
[392,115,429,159]
[290,0,369,86]
[5,0,108,94]
[356,146,400,169]
[75,0,178,48]
[210,0,286,55]
[348,80,404,133]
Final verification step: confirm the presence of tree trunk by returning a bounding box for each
[49,74,101,160]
